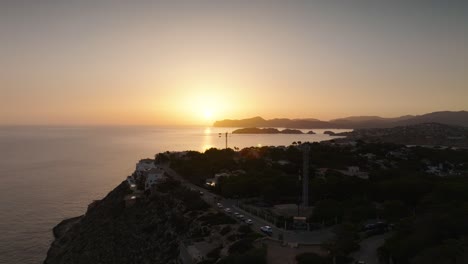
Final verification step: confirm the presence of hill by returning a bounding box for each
[213,111,468,129]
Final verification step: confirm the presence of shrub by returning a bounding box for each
[199,213,237,226]
[296,252,330,264]
[220,225,232,235]
[218,248,267,264]
[238,225,253,234]
[228,238,254,254]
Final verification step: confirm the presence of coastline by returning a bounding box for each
[52,216,83,239]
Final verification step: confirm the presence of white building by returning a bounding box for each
[136,159,156,177]
[145,168,165,191]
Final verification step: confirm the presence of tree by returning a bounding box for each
[296,252,330,264]
[311,199,343,225]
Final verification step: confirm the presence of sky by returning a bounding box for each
[1,0,467,126]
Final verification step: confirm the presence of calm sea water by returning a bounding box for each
[0,126,350,264]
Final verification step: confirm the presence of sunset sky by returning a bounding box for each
[1,1,467,126]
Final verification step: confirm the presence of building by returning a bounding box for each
[205,170,245,187]
[178,241,219,264]
[339,166,369,180]
[144,168,166,191]
[136,159,156,177]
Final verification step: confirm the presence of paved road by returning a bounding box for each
[351,232,392,264]
[162,165,334,244]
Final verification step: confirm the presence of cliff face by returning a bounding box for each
[44,181,198,264]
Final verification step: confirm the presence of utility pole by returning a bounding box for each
[219,132,228,149]
[302,144,310,207]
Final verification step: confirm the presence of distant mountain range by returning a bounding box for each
[213,111,468,129]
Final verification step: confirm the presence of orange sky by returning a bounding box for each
[1,1,467,126]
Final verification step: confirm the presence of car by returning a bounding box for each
[260,226,273,235]
[234,212,239,216]
[224,208,231,213]
[245,219,253,225]
[238,214,245,219]
[199,191,204,195]
[354,261,365,264]
[217,203,223,208]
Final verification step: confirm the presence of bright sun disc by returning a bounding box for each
[203,109,213,120]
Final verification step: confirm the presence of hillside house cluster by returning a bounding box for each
[124,159,167,207]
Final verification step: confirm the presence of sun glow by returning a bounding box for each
[203,109,214,120]
[171,79,245,124]
[185,91,226,123]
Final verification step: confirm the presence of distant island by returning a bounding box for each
[232,128,306,134]
[214,111,468,129]
[232,123,468,148]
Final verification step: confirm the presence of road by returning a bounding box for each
[161,164,334,244]
[351,232,393,264]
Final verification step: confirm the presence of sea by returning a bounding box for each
[0,126,350,264]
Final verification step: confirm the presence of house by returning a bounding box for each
[205,170,245,187]
[340,166,369,180]
[144,168,166,191]
[178,241,219,264]
[136,159,156,177]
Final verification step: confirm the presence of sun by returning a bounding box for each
[203,109,214,120]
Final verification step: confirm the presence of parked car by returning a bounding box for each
[217,203,223,208]
[234,212,239,216]
[224,208,231,213]
[260,226,273,235]
[362,221,388,231]
[238,214,245,219]
[362,221,389,237]
[199,191,204,196]
[245,219,253,225]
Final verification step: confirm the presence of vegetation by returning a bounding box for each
[198,212,236,226]
[218,248,267,264]
[167,142,468,263]
[296,252,330,264]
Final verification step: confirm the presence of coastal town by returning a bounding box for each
[118,136,468,264]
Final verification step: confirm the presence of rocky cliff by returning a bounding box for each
[44,179,212,264]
